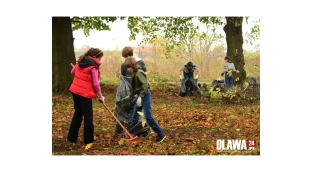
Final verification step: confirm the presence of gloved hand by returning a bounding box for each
[98,96,105,103]
[236,70,239,73]
[221,73,224,76]
[195,75,198,79]
[120,95,129,101]
[136,96,142,107]
[179,75,183,79]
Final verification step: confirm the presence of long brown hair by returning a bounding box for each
[77,47,103,62]
[124,57,139,72]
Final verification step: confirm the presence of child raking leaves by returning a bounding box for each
[121,57,166,143]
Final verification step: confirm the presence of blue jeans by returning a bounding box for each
[129,90,164,136]
[184,71,194,79]
[225,75,233,88]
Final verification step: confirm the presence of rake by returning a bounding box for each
[101,102,138,141]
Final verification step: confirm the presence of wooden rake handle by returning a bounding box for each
[102,102,137,141]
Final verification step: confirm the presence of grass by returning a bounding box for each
[52,83,260,155]
[97,53,259,86]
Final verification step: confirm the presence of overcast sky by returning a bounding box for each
[72,17,260,51]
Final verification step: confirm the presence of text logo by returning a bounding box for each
[216,139,256,151]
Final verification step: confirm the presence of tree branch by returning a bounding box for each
[71,17,94,27]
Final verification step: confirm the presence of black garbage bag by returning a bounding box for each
[242,77,260,89]
[211,78,225,90]
[113,76,150,137]
[179,77,199,97]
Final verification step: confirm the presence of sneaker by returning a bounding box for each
[155,134,166,143]
[85,143,93,150]
[137,126,150,137]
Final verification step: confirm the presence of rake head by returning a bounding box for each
[124,131,139,141]
[128,136,139,141]
[102,102,139,141]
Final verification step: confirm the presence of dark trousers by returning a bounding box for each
[185,72,195,94]
[67,93,94,144]
[185,80,194,95]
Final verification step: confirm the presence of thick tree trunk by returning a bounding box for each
[223,17,246,86]
[52,17,76,94]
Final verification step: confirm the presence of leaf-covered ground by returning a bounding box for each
[52,84,260,155]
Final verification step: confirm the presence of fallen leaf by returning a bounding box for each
[168,152,175,155]
[118,138,125,145]
[120,151,129,155]
[230,151,238,155]
[182,138,196,142]
[140,152,150,155]
[105,133,112,138]
[138,112,146,127]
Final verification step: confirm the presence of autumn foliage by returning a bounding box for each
[52,84,260,155]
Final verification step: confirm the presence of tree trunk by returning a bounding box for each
[52,17,76,94]
[223,17,246,86]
